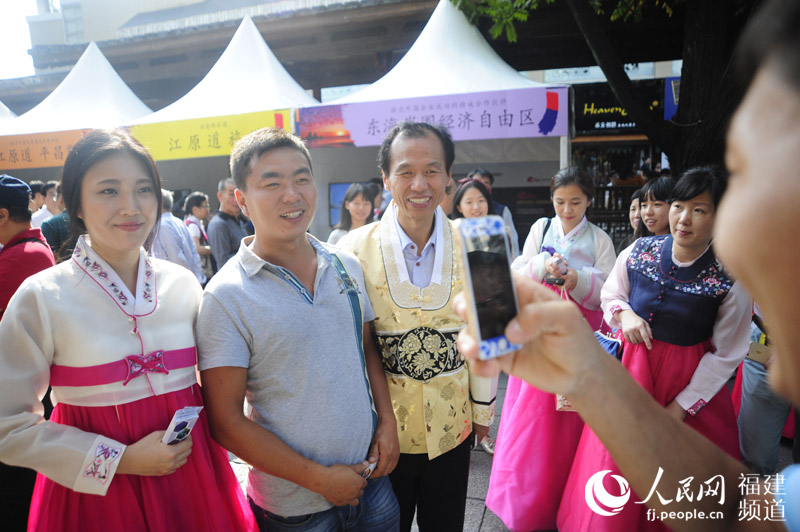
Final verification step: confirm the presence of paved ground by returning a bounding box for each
[230,371,794,532]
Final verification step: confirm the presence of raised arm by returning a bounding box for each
[454,277,785,532]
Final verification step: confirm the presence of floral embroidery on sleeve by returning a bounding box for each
[84,443,122,484]
[687,399,707,416]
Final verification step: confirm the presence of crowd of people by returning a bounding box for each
[0,0,799,531]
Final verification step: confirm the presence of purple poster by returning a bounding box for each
[298,87,568,148]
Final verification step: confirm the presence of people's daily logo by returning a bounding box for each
[584,470,631,516]
[583,468,786,524]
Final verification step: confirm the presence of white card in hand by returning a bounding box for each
[162,406,203,445]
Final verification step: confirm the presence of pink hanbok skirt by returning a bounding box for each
[485,282,601,531]
[27,384,255,532]
[557,339,740,532]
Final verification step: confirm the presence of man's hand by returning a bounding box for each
[454,275,604,398]
[473,423,490,444]
[665,400,687,421]
[366,420,399,478]
[317,463,369,507]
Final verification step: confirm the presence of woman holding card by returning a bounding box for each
[486,167,616,531]
[0,130,254,531]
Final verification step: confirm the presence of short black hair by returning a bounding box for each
[670,166,728,209]
[378,121,455,175]
[229,127,312,191]
[41,181,57,198]
[737,0,800,91]
[466,167,494,185]
[183,191,209,216]
[29,180,44,197]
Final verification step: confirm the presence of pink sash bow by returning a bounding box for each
[50,347,197,387]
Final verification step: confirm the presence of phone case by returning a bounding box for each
[455,216,521,361]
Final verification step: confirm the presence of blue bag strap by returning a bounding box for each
[330,253,379,433]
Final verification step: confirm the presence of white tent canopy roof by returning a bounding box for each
[333,0,543,104]
[132,16,317,125]
[0,42,152,136]
[0,100,15,122]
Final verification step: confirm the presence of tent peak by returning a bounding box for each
[333,0,543,104]
[130,13,317,125]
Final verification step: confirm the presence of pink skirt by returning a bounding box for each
[28,384,256,532]
[557,339,740,532]
[485,282,600,531]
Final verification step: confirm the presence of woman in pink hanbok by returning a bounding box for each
[0,130,255,532]
[558,167,751,532]
[486,167,616,531]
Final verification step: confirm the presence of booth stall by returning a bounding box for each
[298,0,570,243]
[128,16,317,195]
[0,42,153,180]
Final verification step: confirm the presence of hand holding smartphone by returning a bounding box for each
[455,216,521,361]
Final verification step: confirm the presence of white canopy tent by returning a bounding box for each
[333,0,543,104]
[131,15,317,125]
[306,0,567,242]
[0,42,152,136]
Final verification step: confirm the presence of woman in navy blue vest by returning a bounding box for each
[558,167,753,532]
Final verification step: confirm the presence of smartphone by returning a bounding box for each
[456,216,521,360]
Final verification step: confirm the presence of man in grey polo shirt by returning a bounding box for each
[207,177,248,268]
[198,127,400,532]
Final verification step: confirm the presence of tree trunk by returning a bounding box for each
[670,0,749,175]
[564,0,676,158]
[566,0,753,176]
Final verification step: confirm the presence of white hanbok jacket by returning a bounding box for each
[0,236,201,495]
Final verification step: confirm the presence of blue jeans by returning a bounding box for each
[738,353,800,474]
[248,476,399,532]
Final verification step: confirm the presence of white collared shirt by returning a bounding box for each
[389,202,445,288]
[31,206,56,228]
